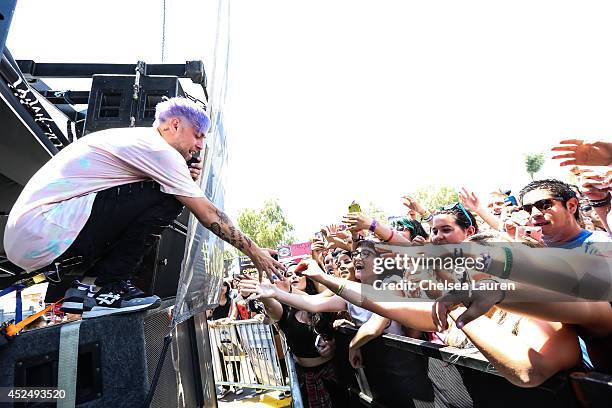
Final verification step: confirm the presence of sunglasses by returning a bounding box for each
[440,202,473,227]
[519,197,564,213]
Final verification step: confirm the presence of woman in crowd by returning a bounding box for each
[307,206,582,387]
[208,280,235,321]
[238,264,343,407]
[240,240,433,406]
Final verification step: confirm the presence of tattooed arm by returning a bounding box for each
[176,195,285,280]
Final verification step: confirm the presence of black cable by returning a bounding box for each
[141,332,173,408]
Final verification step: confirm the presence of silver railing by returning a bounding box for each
[208,319,292,392]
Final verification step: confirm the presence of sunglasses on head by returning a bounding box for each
[519,197,564,213]
[440,202,473,227]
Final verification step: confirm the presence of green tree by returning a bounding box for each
[414,185,459,212]
[236,199,295,251]
[362,201,389,223]
[223,248,238,260]
[525,153,545,181]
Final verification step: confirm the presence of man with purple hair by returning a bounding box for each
[4,97,283,317]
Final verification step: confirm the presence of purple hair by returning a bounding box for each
[154,97,211,134]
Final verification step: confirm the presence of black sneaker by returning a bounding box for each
[60,281,97,314]
[82,280,161,319]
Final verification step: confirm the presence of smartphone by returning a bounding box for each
[348,201,361,213]
[314,231,324,241]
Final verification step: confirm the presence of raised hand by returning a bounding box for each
[551,139,612,167]
[312,239,326,250]
[342,213,371,233]
[402,195,426,215]
[458,187,481,212]
[578,169,612,200]
[322,224,341,238]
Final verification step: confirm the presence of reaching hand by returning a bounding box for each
[348,347,364,368]
[299,259,325,281]
[342,213,371,233]
[274,277,292,293]
[432,286,503,331]
[251,247,286,282]
[458,187,481,213]
[551,139,612,167]
[402,195,426,215]
[238,277,277,300]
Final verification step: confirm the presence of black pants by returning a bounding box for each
[52,180,183,287]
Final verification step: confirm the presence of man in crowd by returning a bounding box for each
[517,179,611,252]
[3,97,283,317]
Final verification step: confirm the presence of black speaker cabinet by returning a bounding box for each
[133,217,188,299]
[0,301,214,407]
[83,74,185,135]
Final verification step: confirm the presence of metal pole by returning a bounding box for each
[285,353,303,408]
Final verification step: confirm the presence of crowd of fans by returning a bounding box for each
[210,139,612,407]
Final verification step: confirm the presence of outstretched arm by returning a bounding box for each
[177,195,285,280]
[238,277,348,313]
[302,264,437,332]
[449,307,580,387]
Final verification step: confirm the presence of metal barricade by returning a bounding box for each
[208,319,292,392]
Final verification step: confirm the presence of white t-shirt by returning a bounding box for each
[4,127,204,272]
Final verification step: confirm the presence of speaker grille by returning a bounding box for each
[143,305,179,408]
